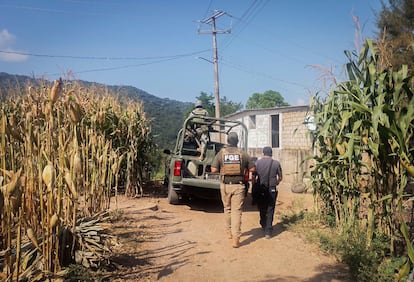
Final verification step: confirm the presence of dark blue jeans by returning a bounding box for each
[257,189,278,235]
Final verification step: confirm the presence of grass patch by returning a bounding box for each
[64,264,107,282]
[278,198,406,281]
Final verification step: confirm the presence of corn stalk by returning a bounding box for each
[0,80,153,280]
[310,38,413,255]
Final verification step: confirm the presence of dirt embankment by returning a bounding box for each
[106,183,349,282]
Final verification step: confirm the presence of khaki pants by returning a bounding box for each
[220,182,245,239]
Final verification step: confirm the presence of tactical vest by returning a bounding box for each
[221,147,243,176]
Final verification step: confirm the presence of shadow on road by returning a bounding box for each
[186,197,223,213]
[241,221,286,246]
[184,192,260,214]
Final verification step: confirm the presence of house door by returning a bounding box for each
[271,114,280,148]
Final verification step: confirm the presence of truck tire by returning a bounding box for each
[168,182,180,205]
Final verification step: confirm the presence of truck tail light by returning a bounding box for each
[173,160,182,176]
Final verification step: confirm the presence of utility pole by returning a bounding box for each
[198,10,231,119]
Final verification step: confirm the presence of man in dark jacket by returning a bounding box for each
[254,146,283,239]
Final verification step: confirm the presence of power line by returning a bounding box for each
[221,0,270,50]
[0,48,212,77]
[49,56,183,76]
[222,2,342,65]
[220,58,310,89]
[217,0,342,67]
[202,0,214,18]
[0,4,110,16]
[0,49,211,61]
[219,58,309,103]
[46,50,215,76]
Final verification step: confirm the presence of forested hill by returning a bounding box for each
[107,85,192,150]
[0,72,192,150]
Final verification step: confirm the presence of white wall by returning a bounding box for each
[229,106,313,186]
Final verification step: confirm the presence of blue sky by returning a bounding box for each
[0,0,382,107]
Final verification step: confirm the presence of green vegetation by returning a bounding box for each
[308,38,414,281]
[377,0,414,76]
[191,91,244,117]
[0,73,194,179]
[2,5,412,276]
[245,90,290,109]
[289,4,414,280]
[0,79,153,280]
[107,85,193,150]
[284,208,404,282]
[0,73,192,152]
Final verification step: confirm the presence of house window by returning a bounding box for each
[248,115,256,129]
[271,114,280,148]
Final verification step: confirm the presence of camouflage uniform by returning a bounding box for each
[188,103,209,160]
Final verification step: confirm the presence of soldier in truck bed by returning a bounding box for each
[211,132,255,248]
[187,100,209,160]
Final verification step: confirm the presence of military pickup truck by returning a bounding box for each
[163,115,248,204]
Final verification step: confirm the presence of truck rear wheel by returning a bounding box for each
[168,182,180,205]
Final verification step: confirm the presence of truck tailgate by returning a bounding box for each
[181,178,220,190]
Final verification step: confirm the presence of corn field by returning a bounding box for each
[0,79,153,281]
[310,38,414,277]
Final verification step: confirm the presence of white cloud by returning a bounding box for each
[0,29,15,48]
[0,29,28,62]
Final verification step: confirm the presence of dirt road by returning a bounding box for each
[107,183,349,282]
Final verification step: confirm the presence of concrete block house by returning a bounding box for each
[226,105,314,190]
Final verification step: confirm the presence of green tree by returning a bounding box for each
[219,96,243,117]
[245,90,289,109]
[377,0,414,73]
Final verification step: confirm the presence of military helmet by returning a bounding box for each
[195,100,202,108]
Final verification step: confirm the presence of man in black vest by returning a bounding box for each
[254,146,283,239]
